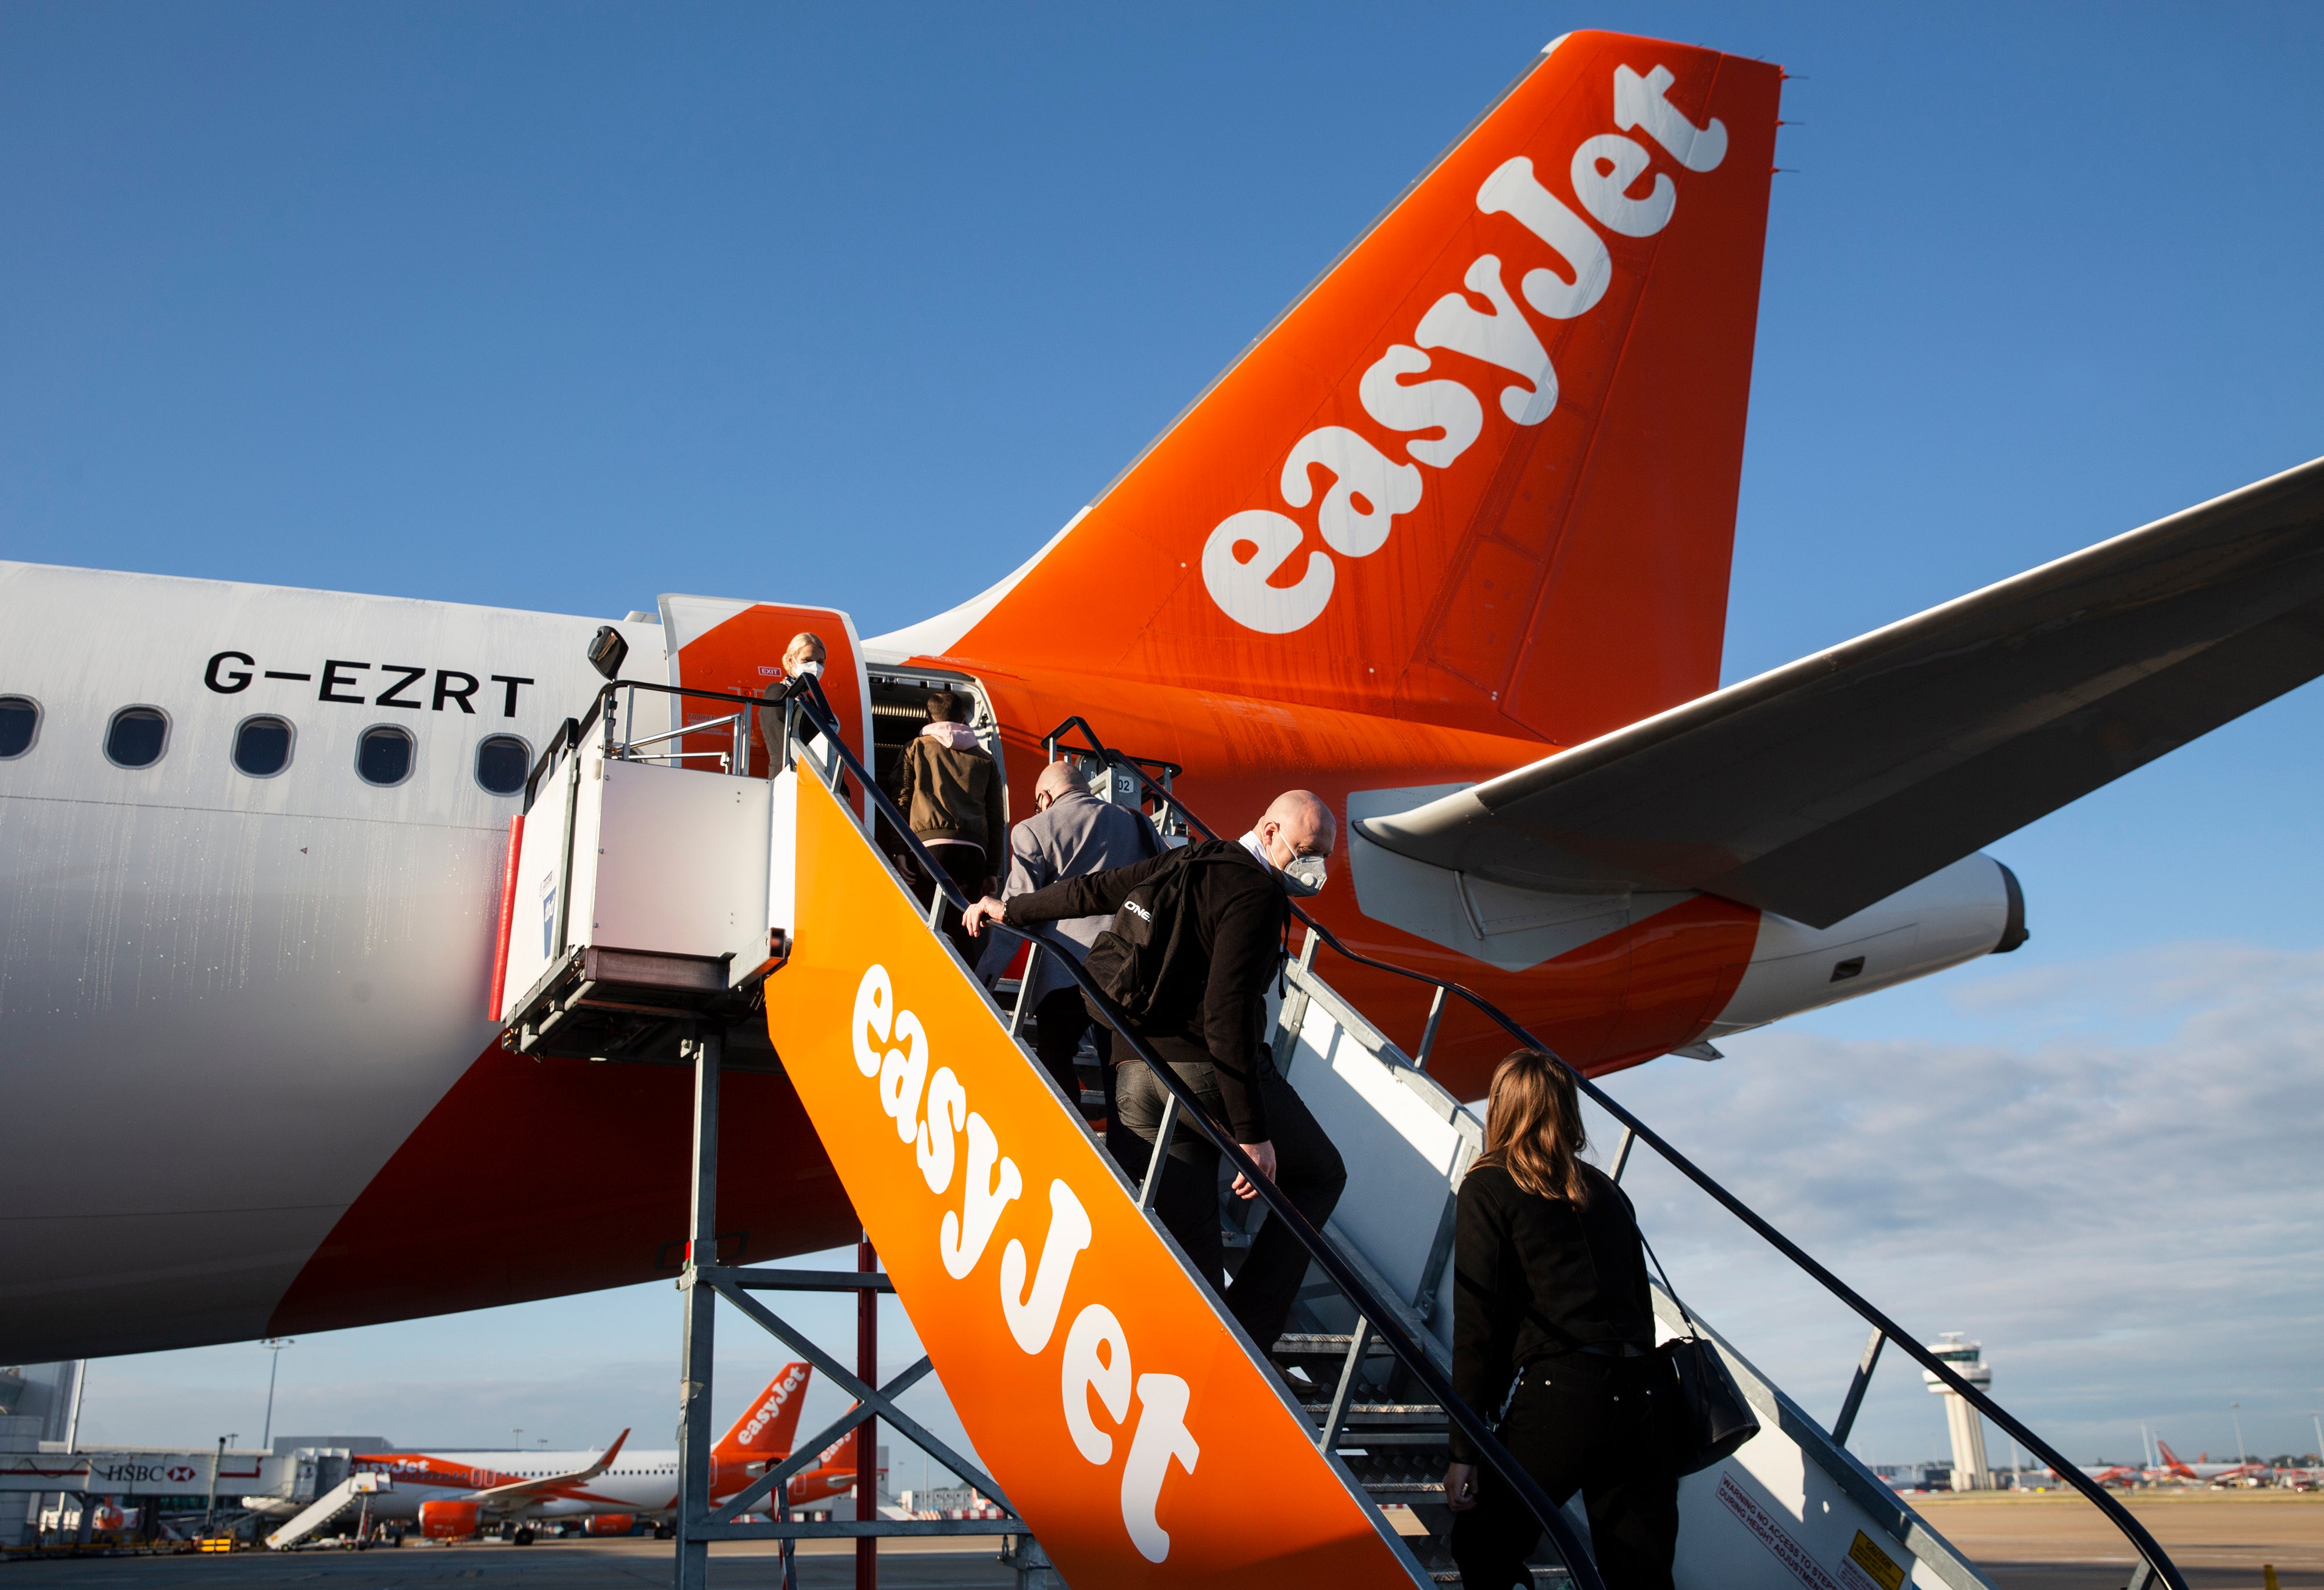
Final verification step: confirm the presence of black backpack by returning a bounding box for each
[1078,841,1248,1025]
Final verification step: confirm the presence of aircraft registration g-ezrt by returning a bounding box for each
[5,28,2324,1363]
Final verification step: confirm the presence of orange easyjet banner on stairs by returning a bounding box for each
[766,771,1419,1587]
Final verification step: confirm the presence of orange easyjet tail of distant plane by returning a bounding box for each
[715,1361,813,1470]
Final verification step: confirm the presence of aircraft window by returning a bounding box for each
[475,734,529,795]
[0,696,38,759]
[233,716,295,778]
[105,707,169,769]
[356,725,415,787]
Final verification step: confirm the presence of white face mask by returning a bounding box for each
[791,659,823,678]
[1281,854,1328,897]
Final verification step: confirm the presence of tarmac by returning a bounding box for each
[3,1494,2319,1588]
[1923,1489,2324,1590]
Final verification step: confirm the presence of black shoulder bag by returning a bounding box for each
[1640,1233,1761,1474]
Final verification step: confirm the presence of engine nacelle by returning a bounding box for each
[1707,855,2026,1038]
[419,1501,482,1539]
[583,1513,637,1537]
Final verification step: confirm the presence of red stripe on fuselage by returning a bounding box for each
[268,1044,857,1334]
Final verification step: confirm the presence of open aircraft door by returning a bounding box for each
[658,595,873,787]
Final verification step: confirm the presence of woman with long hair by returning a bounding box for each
[1444,1048,1677,1590]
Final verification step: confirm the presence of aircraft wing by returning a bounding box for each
[1355,457,2324,928]
[472,1429,630,1508]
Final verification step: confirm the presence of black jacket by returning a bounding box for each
[1448,1161,1653,1462]
[1005,839,1286,1141]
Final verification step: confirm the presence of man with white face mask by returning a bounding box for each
[963,789,1347,1351]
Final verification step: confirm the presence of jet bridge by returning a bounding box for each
[492,677,2192,1590]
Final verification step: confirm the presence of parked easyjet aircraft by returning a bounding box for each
[250,1363,841,1535]
[6,30,2324,1363]
[2153,1440,2271,1486]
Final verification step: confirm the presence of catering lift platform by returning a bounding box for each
[490,676,2189,1590]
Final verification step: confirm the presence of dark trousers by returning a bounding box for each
[910,842,987,961]
[1030,985,1111,1107]
[1111,1036,1346,1352]
[1450,1354,1679,1590]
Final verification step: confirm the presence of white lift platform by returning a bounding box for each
[266,1471,390,1550]
[492,678,2187,1590]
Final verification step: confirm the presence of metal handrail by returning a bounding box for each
[1010,711,2191,1590]
[781,680,1607,1590]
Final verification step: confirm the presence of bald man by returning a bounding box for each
[963,790,1347,1350]
[999,760,1163,1104]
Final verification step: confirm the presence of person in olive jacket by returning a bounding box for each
[881,689,1005,959]
[1445,1049,1677,1590]
[962,790,1345,1352]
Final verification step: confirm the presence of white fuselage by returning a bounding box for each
[0,560,666,1357]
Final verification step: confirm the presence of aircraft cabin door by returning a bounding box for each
[655,595,873,789]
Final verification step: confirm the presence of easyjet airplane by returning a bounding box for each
[5,28,2323,1365]
[2152,1440,2271,1487]
[246,1362,851,1537]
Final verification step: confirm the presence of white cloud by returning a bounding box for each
[1594,943,2324,1466]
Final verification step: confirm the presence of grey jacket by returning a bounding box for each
[1000,790,1161,1000]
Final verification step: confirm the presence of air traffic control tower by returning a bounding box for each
[1925,1334,1995,1489]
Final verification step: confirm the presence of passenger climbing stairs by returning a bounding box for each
[492,679,2190,1590]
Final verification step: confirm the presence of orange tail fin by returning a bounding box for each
[811,1428,856,1473]
[714,1362,812,1463]
[883,31,1782,747]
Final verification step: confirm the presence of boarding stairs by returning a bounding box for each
[265,1471,389,1550]
[492,679,2191,1590]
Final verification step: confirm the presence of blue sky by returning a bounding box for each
[9,3,2324,1477]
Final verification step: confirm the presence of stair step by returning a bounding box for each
[1303,1402,1448,1426]
[1274,1332,1398,1357]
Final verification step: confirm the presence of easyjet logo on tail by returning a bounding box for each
[851,963,1200,1564]
[728,1362,809,1453]
[1202,62,1728,635]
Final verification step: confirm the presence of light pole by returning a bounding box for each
[2230,1402,2247,1464]
[260,1339,293,1452]
[204,1434,239,1532]
[2311,1412,2322,1464]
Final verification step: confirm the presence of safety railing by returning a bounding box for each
[780,680,1607,1590]
[982,707,2192,1590]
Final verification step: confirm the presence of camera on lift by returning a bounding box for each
[586,625,629,680]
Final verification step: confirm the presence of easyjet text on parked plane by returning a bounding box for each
[6,29,2324,1374]
[238,1364,866,1538]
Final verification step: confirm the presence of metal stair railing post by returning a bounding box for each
[1831,1327,1887,1448]
[1318,1318,1373,1455]
[986,694,2192,1590]
[785,680,1609,1590]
